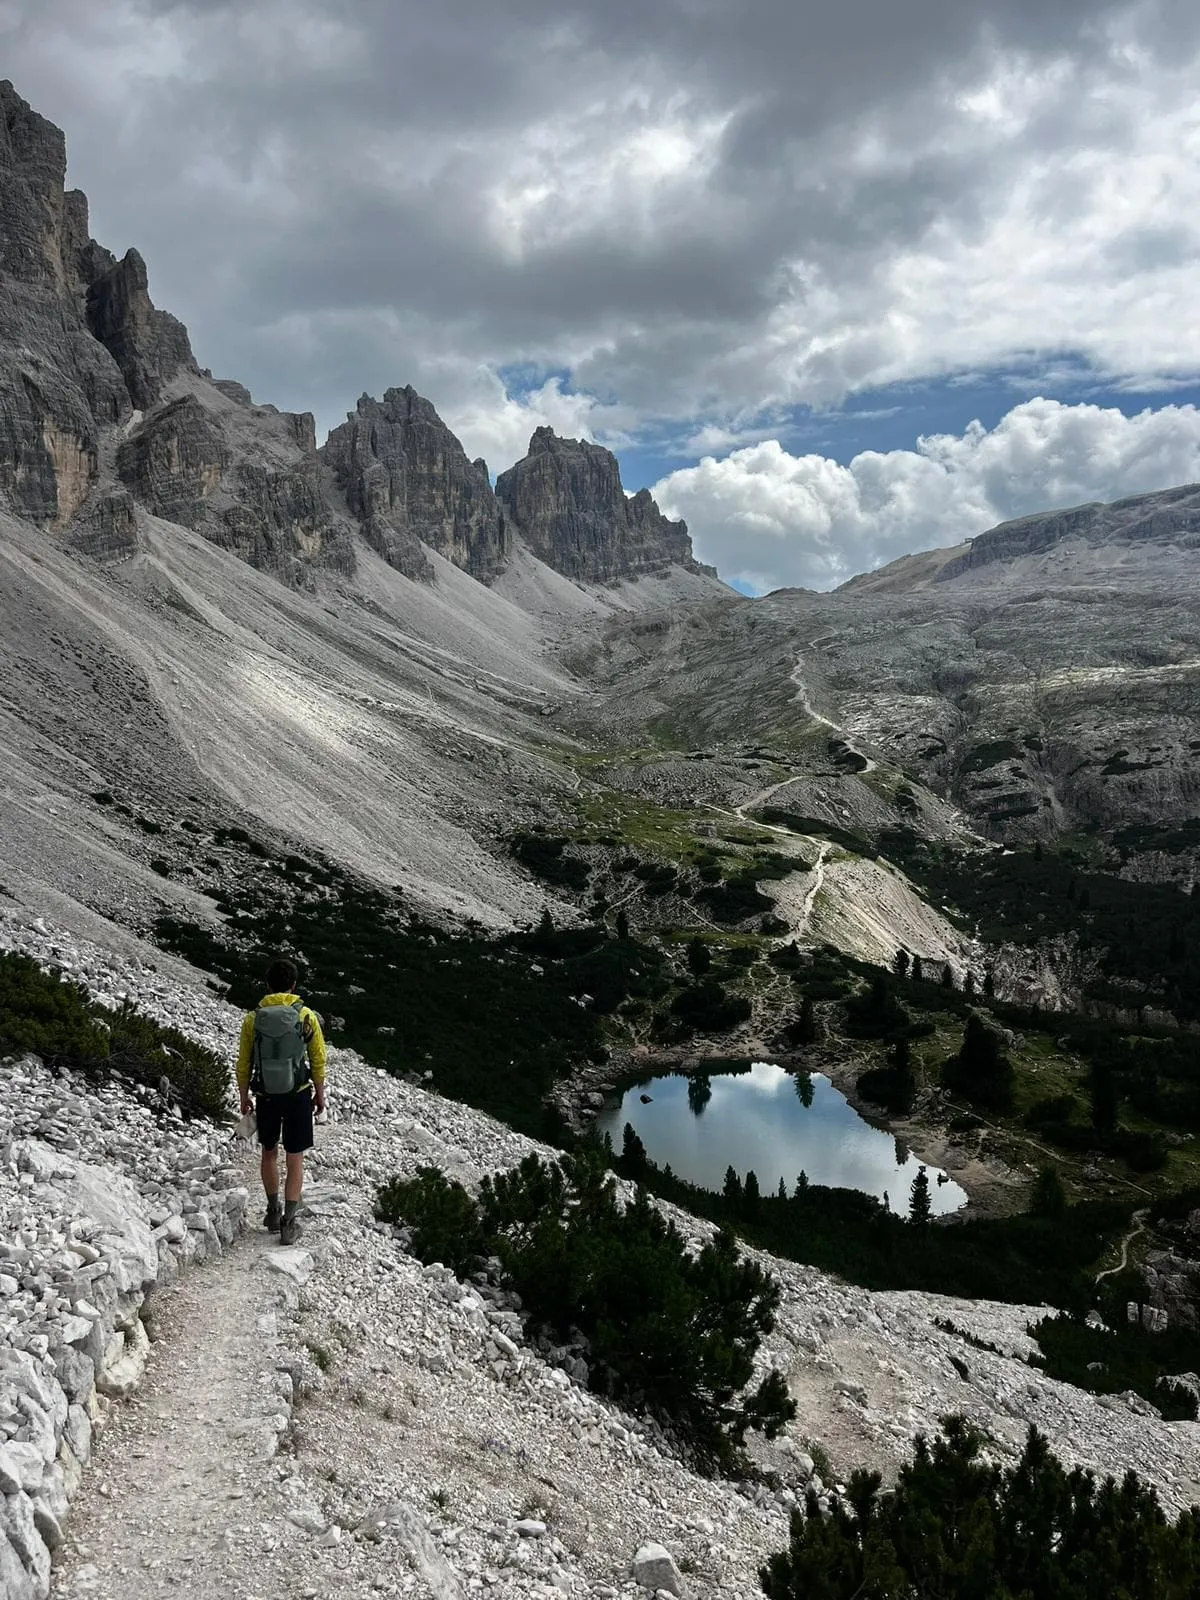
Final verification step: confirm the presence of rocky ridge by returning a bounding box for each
[497,428,716,586]
[0,80,717,598]
[2,912,1198,1600]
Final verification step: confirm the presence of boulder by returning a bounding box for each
[632,1541,686,1596]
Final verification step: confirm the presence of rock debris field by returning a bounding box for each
[2,909,1199,1600]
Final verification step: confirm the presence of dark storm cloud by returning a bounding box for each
[2,0,1198,470]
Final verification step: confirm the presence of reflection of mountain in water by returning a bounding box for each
[598,1063,967,1215]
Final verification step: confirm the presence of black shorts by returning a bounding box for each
[255,1088,314,1154]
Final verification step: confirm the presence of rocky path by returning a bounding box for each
[51,1222,312,1600]
[1095,1209,1151,1285]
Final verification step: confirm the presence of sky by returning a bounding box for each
[4,0,1200,591]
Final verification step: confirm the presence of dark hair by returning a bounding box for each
[266,958,299,992]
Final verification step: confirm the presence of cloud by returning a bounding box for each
[2,0,1199,461]
[652,398,1200,590]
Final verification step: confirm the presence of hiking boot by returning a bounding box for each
[279,1215,299,1246]
[264,1200,282,1233]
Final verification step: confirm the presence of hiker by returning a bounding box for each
[237,959,327,1244]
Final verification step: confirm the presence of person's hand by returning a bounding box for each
[315,1088,326,1115]
[239,1090,252,1116]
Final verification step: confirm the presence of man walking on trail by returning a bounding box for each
[237,959,326,1245]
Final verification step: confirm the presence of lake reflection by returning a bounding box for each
[596,1062,967,1215]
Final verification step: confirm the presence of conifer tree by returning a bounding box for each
[615,908,630,941]
[894,948,910,979]
[910,954,923,982]
[908,1165,932,1229]
[723,1165,743,1207]
[621,1121,648,1178]
[941,962,955,988]
[686,936,711,976]
[1029,1165,1068,1219]
[743,1169,761,1219]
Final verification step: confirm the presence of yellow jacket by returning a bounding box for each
[236,992,327,1093]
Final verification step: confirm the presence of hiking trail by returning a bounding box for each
[50,1175,327,1600]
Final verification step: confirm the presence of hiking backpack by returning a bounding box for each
[252,1000,308,1096]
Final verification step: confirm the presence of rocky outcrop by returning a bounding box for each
[115,393,355,578]
[84,247,198,412]
[0,83,130,527]
[0,81,350,583]
[325,387,509,583]
[496,427,714,585]
[934,483,1200,584]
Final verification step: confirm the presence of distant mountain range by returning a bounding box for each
[2,75,1199,959]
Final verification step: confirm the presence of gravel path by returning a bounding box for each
[50,1207,314,1600]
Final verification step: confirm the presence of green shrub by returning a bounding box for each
[760,1416,1200,1600]
[0,951,229,1119]
[670,980,752,1034]
[377,1152,795,1473]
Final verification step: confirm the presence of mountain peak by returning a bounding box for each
[496,430,716,584]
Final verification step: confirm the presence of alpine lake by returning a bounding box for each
[596,1060,968,1216]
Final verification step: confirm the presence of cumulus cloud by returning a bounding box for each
[652,399,1200,591]
[2,0,1199,457]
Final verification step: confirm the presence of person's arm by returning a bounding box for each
[236,1013,255,1113]
[304,1009,327,1110]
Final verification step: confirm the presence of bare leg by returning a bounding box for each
[284,1151,304,1205]
[261,1144,279,1199]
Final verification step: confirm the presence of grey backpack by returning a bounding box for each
[252,1000,308,1096]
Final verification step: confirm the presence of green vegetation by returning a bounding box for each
[0,950,229,1118]
[605,1119,1129,1310]
[1029,1313,1199,1421]
[761,1416,1200,1600]
[156,839,666,1138]
[508,831,591,890]
[885,833,1200,1023]
[376,1151,795,1472]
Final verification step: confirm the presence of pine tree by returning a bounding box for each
[615,908,630,941]
[1029,1166,1067,1219]
[687,1073,713,1116]
[941,963,955,988]
[908,1166,931,1229]
[776,1177,787,1202]
[686,936,711,976]
[910,954,923,982]
[945,1013,1015,1110]
[963,971,976,995]
[743,1169,761,1219]
[793,1172,809,1199]
[982,969,996,998]
[723,1165,743,1207]
[894,949,910,979]
[621,1122,648,1178]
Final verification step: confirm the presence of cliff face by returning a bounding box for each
[933,483,1200,584]
[324,387,509,583]
[495,427,715,584]
[0,80,353,581]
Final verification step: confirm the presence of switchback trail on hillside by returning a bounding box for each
[51,1191,326,1600]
